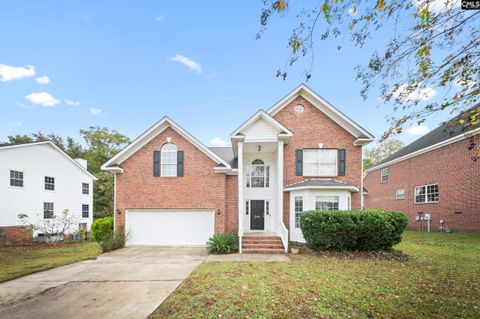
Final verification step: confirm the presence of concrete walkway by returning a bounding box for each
[0,247,208,319]
[205,253,290,262]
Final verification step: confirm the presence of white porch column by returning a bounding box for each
[277,140,284,231]
[237,141,244,239]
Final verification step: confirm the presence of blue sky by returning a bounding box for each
[0,1,456,148]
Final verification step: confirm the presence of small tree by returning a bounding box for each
[18,209,79,245]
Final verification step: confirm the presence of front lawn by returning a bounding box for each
[0,241,100,282]
[151,231,480,319]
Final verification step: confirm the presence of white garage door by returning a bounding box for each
[125,209,215,246]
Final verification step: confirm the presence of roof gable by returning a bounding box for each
[267,84,374,144]
[102,117,231,172]
[230,110,293,140]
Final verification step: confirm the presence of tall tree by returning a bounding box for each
[257,0,479,141]
[363,139,405,170]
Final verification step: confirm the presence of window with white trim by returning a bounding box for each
[380,168,389,183]
[396,188,405,199]
[82,183,89,194]
[415,184,439,203]
[161,143,177,177]
[44,202,54,219]
[82,204,89,218]
[246,159,269,188]
[45,176,55,191]
[303,149,337,176]
[315,196,340,211]
[10,170,23,187]
[294,196,303,228]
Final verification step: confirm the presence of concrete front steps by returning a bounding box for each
[242,234,285,254]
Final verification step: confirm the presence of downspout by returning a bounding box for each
[360,145,365,210]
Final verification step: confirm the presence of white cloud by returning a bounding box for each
[0,64,35,82]
[35,75,50,85]
[155,16,164,22]
[168,55,202,73]
[414,0,460,13]
[406,125,430,136]
[392,84,437,102]
[209,137,227,147]
[25,92,60,107]
[89,107,102,115]
[8,121,22,127]
[64,99,80,106]
[15,102,30,109]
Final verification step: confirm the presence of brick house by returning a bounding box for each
[364,107,480,232]
[102,84,374,252]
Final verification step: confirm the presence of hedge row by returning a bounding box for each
[300,210,408,251]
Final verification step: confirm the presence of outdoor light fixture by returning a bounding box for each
[216,209,221,215]
[258,145,261,152]
[116,209,121,215]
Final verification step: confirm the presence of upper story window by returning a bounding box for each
[315,196,339,211]
[10,170,23,187]
[295,104,304,113]
[415,184,439,204]
[246,159,270,188]
[396,188,405,200]
[161,143,177,177]
[82,183,89,194]
[45,176,55,191]
[380,168,389,183]
[303,149,337,176]
[294,196,303,228]
[44,202,54,219]
[82,204,89,218]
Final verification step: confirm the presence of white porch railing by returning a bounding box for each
[278,221,289,253]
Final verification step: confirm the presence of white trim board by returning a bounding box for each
[102,116,231,172]
[230,109,293,138]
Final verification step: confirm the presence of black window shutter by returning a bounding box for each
[153,151,160,177]
[295,149,303,176]
[338,149,346,176]
[177,151,184,177]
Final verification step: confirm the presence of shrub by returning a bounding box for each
[99,230,125,253]
[207,233,238,254]
[300,209,408,251]
[91,217,113,243]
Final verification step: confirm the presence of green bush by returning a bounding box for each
[91,217,113,242]
[300,210,408,251]
[207,233,239,254]
[99,231,125,253]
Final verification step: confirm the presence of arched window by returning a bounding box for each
[246,159,269,188]
[161,143,177,176]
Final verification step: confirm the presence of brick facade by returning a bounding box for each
[364,136,480,231]
[115,127,228,233]
[0,226,33,245]
[273,96,364,227]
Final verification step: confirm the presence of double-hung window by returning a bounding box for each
[82,183,89,194]
[294,196,303,228]
[396,188,405,199]
[246,159,269,188]
[45,176,55,191]
[10,170,23,187]
[381,168,389,183]
[303,149,337,176]
[415,184,439,203]
[315,196,340,211]
[82,204,89,218]
[161,143,177,176]
[44,202,54,219]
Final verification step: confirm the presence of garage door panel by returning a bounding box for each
[126,210,214,246]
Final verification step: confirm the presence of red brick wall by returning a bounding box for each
[225,175,238,233]
[0,226,33,245]
[273,95,363,214]
[364,136,480,231]
[115,127,228,234]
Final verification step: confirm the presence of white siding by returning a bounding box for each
[289,189,351,243]
[243,119,281,142]
[0,144,94,233]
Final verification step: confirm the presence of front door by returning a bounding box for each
[250,200,265,230]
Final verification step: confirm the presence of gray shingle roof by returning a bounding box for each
[208,147,237,168]
[372,105,480,169]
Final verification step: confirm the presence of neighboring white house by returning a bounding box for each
[0,141,96,236]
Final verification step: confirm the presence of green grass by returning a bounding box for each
[151,231,480,319]
[0,241,100,282]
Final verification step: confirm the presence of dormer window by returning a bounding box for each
[246,159,270,188]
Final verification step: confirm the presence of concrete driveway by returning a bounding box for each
[0,246,208,319]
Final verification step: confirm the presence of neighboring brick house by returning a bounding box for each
[364,107,480,232]
[102,84,374,252]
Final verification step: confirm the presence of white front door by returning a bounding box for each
[125,209,214,246]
